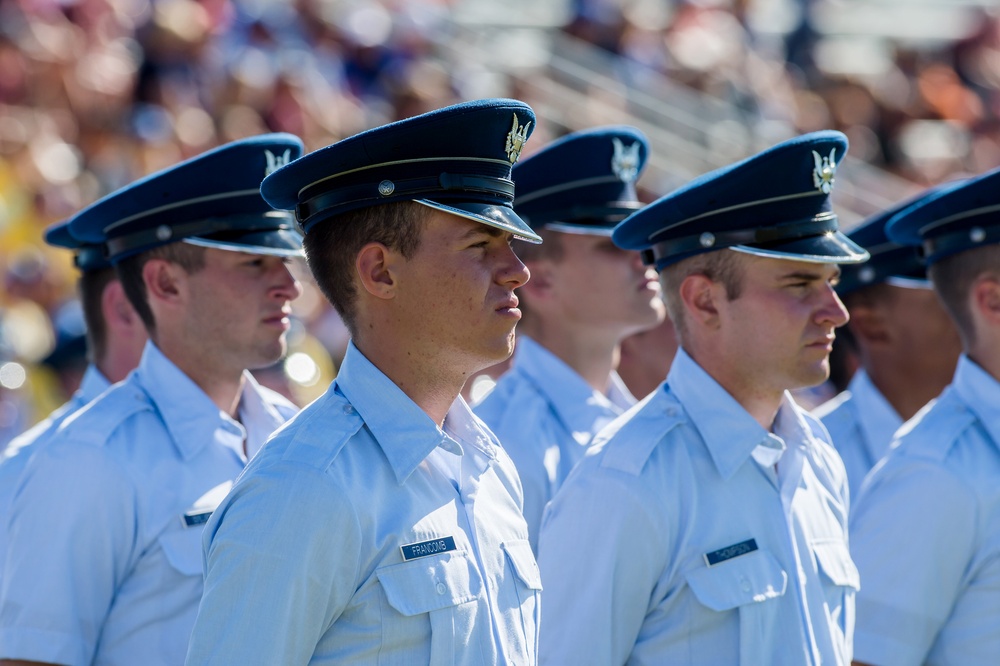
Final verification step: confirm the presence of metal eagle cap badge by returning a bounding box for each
[505,114,531,163]
[611,137,641,183]
[812,148,837,194]
[265,148,292,176]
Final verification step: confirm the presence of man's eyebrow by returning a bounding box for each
[460,225,505,240]
[778,267,841,281]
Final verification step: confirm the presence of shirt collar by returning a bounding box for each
[514,336,635,443]
[952,354,1000,448]
[78,364,111,403]
[667,348,807,480]
[134,341,259,460]
[237,372,290,458]
[847,369,902,462]
[334,341,495,484]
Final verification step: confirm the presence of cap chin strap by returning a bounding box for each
[640,213,838,266]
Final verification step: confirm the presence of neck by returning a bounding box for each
[865,360,951,421]
[353,337,464,426]
[686,344,783,430]
[95,354,132,385]
[520,318,621,394]
[154,337,246,417]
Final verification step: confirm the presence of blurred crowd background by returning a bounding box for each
[2,0,998,448]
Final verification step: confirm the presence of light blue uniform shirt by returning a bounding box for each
[537,348,859,666]
[474,336,634,552]
[0,365,111,585]
[0,342,297,666]
[814,369,903,502]
[851,354,1000,665]
[186,341,542,666]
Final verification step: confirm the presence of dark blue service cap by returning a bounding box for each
[885,168,999,265]
[67,134,305,263]
[512,126,649,235]
[837,182,963,295]
[260,99,542,243]
[613,130,869,270]
[44,220,110,271]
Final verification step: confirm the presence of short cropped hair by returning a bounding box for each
[115,242,207,334]
[303,202,429,335]
[659,249,747,342]
[78,267,118,364]
[928,243,1000,347]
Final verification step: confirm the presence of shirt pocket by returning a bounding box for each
[811,538,859,646]
[684,548,789,665]
[376,550,483,666]
[158,526,204,577]
[685,548,788,611]
[502,539,542,662]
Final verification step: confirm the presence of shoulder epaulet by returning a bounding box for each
[279,391,363,471]
[55,382,154,447]
[598,390,686,477]
[892,390,973,462]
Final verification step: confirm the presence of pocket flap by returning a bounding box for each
[685,548,787,612]
[159,527,204,577]
[502,540,542,590]
[377,550,481,616]
[812,539,860,590]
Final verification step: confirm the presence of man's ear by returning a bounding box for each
[678,273,722,330]
[102,280,140,329]
[142,259,185,306]
[846,303,890,345]
[356,242,398,300]
[971,274,1000,327]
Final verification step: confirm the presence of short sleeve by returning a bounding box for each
[185,458,362,665]
[537,456,666,665]
[850,457,977,666]
[0,440,137,666]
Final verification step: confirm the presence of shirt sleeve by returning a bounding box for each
[186,458,362,665]
[0,440,137,666]
[850,457,977,666]
[537,458,666,666]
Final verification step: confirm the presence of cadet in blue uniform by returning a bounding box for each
[851,169,1000,665]
[474,126,665,552]
[814,189,962,501]
[0,135,304,666]
[186,100,543,665]
[0,224,147,586]
[537,131,869,665]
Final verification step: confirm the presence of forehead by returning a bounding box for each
[745,253,841,276]
[425,209,506,239]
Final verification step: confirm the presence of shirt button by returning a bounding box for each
[436,582,447,595]
[343,405,355,415]
[740,577,751,593]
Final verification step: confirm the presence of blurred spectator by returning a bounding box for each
[1,0,999,442]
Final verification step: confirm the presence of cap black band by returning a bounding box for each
[74,245,109,271]
[297,173,515,229]
[640,213,839,266]
[922,224,1000,263]
[106,211,295,259]
[521,200,644,226]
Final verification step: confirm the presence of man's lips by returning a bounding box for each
[495,295,520,314]
[263,309,292,327]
